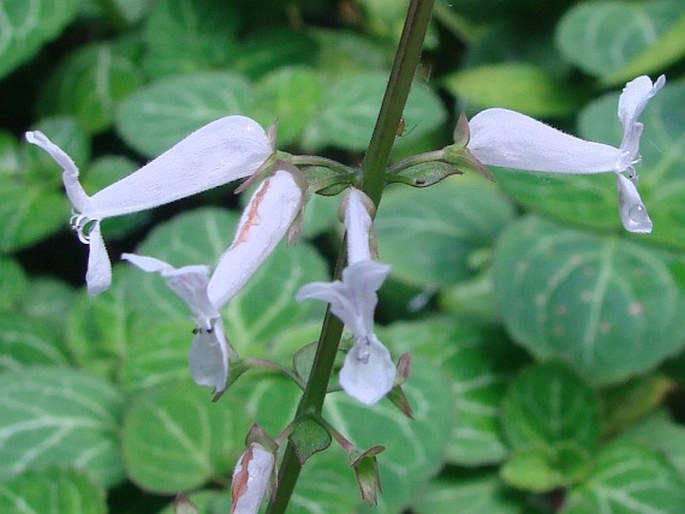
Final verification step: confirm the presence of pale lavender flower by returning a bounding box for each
[296,188,395,406]
[123,166,303,395]
[467,75,666,233]
[26,116,272,295]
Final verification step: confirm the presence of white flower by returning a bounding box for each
[230,443,275,514]
[26,115,272,295]
[296,188,396,405]
[467,75,666,234]
[123,165,303,395]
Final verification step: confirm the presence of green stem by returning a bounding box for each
[265,244,346,514]
[265,2,434,512]
[361,0,436,206]
[244,358,306,390]
[386,149,446,174]
[286,153,358,177]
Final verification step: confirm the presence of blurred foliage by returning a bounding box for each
[1,0,685,513]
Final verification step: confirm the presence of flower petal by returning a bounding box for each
[25,130,91,213]
[85,222,112,296]
[231,443,275,514]
[615,173,652,234]
[339,335,396,405]
[89,116,272,219]
[344,188,374,264]
[296,260,390,338]
[189,318,229,395]
[468,108,621,173]
[207,164,303,308]
[618,75,666,159]
[119,253,174,273]
[122,252,216,326]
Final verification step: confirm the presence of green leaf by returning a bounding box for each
[375,175,515,287]
[0,182,67,252]
[502,361,600,452]
[501,361,599,492]
[15,278,76,338]
[119,320,196,396]
[563,442,685,514]
[305,70,447,152]
[115,72,255,157]
[311,29,388,76]
[600,374,672,436]
[602,14,685,86]
[0,257,26,309]
[254,67,325,147]
[231,29,318,80]
[556,0,685,78]
[502,443,592,492]
[292,341,318,386]
[0,132,21,178]
[0,314,69,371]
[0,366,125,486]
[79,0,150,26]
[465,21,571,78]
[289,416,332,465]
[439,267,501,324]
[0,468,106,514]
[37,41,143,133]
[66,270,134,379]
[301,193,340,237]
[142,0,238,78]
[494,216,685,383]
[381,317,526,466]
[291,448,360,514]
[501,447,566,493]
[0,0,81,80]
[412,471,522,514]
[158,490,230,514]
[619,410,685,481]
[444,63,581,117]
[121,381,238,493]
[123,207,328,356]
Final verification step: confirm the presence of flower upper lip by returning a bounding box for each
[466,74,665,234]
[25,115,273,295]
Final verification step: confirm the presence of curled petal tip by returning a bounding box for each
[616,173,652,234]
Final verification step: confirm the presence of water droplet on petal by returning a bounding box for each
[629,204,649,223]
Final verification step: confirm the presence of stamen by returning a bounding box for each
[624,166,639,183]
[356,337,371,363]
[69,214,96,244]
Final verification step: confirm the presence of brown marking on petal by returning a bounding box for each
[231,446,254,513]
[231,178,271,249]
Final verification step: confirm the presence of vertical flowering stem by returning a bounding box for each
[265,1,434,512]
[361,0,436,206]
